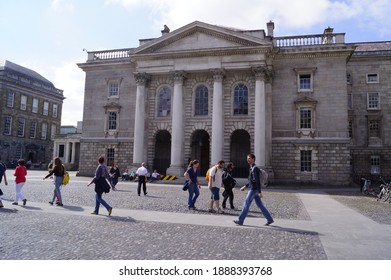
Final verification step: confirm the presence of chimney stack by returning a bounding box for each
[267,21,274,37]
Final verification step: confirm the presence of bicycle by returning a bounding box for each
[377,180,391,202]
[361,177,382,197]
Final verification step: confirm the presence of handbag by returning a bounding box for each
[182,180,189,191]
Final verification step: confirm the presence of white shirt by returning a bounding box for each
[136,166,148,176]
[209,166,223,188]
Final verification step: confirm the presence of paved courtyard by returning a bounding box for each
[1,170,390,260]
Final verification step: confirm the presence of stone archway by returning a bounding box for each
[190,130,210,175]
[230,129,251,178]
[154,130,171,175]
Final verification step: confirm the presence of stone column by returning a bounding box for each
[167,71,186,177]
[71,142,76,164]
[210,69,225,165]
[252,67,267,167]
[132,73,149,165]
[65,142,71,164]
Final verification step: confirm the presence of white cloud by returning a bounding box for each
[50,0,74,13]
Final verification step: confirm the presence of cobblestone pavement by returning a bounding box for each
[1,170,390,260]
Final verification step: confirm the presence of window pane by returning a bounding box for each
[20,95,27,110]
[41,123,47,140]
[367,74,378,83]
[367,93,379,109]
[43,102,49,116]
[195,85,208,116]
[32,98,39,113]
[108,112,117,130]
[233,84,248,115]
[300,150,312,172]
[4,116,12,135]
[369,120,380,137]
[158,86,171,117]
[109,82,119,97]
[53,104,58,117]
[106,148,115,167]
[7,92,14,107]
[300,108,312,129]
[30,121,37,138]
[18,118,25,137]
[299,74,311,89]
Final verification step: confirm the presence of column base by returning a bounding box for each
[166,165,185,178]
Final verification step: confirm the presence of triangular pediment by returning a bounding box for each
[134,21,271,55]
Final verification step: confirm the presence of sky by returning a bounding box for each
[1,0,391,126]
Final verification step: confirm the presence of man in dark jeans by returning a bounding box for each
[136,162,148,196]
[234,153,274,226]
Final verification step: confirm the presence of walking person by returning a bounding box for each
[136,162,148,196]
[222,162,236,209]
[12,159,27,206]
[208,160,225,214]
[0,157,8,208]
[234,153,274,226]
[43,157,65,206]
[87,156,113,216]
[184,160,201,210]
[109,163,120,191]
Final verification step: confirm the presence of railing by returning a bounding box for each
[273,33,345,47]
[87,48,133,61]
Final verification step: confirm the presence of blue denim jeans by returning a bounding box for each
[94,193,111,214]
[51,176,63,204]
[238,188,273,224]
[187,183,200,208]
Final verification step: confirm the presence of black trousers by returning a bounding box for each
[137,176,147,195]
[222,187,234,208]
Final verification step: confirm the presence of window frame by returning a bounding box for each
[366,73,379,84]
[108,111,117,130]
[32,98,39,113]
[41,122,48,140]
[51,124,57,140]
[4,116,12,135]
[7,92,15,108]
[17,118,25,137]
[370,155,381,174]
[52,104,58,118]
[233,83,249,116]
[367,92,380,110]
[106,148,115,167]
[109,81,119,97]
[369,120,381,138]
[157,86,172,117]
[43,101,49,116]
[20,95,27,111]
[29,121,37,139]
[294,68,316,93]
[194,84,209,116]
[300,150,312,172]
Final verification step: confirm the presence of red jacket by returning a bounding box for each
[14,166,27,184]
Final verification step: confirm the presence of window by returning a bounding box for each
[194,85,208,116]
[4,116,12,135]
[51,124,57,140]
[41,123,48,140]
[17,118,25,137]
[32,98,39,113]
[7,92,14,107]
[43,101,49,116]
[299,74,311,90]
[347,93,353,110]
[300,108,312,129]
[108,112,117,130]
[30,121,37,138]
[106,148,115,167]
[369,120,380,138]
[233,84,248,115]
[109,82,119,97]
[367,73,378,83]
[367,92,380,110]
[300,150,312,172]
[348,120,353,138]
[346,72,352,84]
[59,145,65,157]
[20,95,27,110]
[52,104,58,118]
[157,86,171,117]
[15,145,22,160]
[370,155,380,174]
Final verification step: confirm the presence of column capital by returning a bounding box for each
[134,72,150,86]
[252,66,274,83]
[171,70,186,83]
[210,68,225,81]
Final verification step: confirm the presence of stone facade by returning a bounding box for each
[0,60,64,166]
[77,21,391,186]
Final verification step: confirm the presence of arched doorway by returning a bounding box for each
[191,130,210,175]
[154,130,171,175]
[230,129,251,178]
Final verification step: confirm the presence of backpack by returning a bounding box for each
[259,168,268,188]
[205,166,216,182]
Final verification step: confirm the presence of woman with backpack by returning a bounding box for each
[43,157,65,206]
[184,159,201,210]
[222,162,236,209]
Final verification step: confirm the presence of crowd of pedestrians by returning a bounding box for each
[0,153,274,226]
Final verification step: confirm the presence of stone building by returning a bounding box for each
[77,21,391,185]
[0,60,64,166]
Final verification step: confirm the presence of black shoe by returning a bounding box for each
[144,192,148,196]
[49,201,54,205]
[57,203,64,207]
[233,220,242,226]
[23,199,27,206]
[222,205,226,209]
[230,206,235,209]
[265,220,274,226]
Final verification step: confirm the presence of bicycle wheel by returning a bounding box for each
[382,189,391,202]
